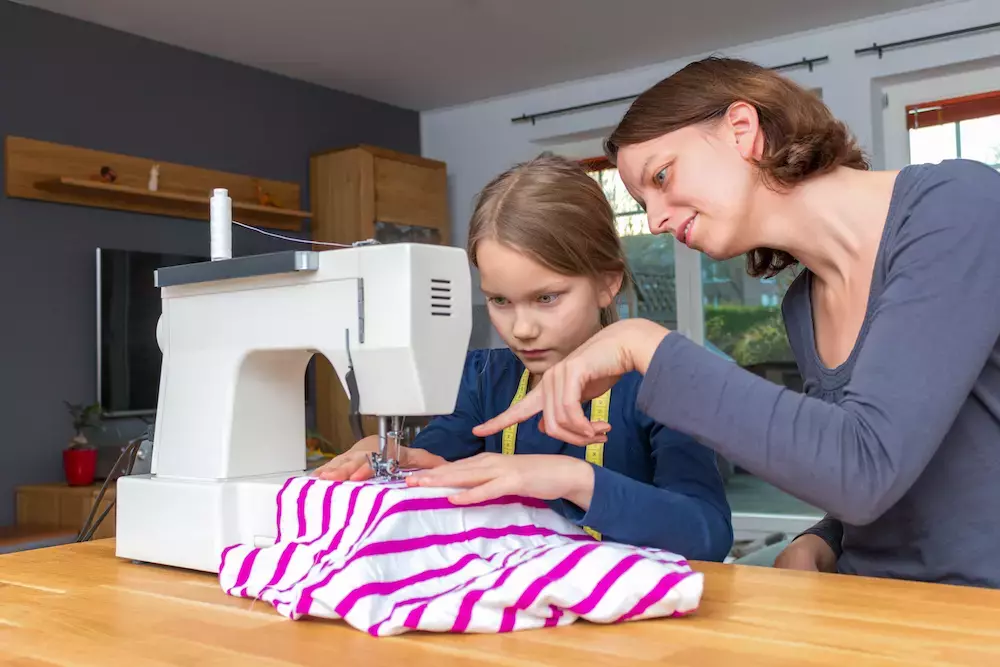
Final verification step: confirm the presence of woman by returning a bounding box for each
[466,56,1000,588]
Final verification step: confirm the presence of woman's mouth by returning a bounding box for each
[678,213,698,247]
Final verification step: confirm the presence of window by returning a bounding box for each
[700,256,796,370]
[584,158,677,331]
[696,256,813,526]
[881,65,1000,171]
[906,91,1000,168]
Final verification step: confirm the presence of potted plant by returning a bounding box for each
[63,401,103,486]
[306,428,336,459]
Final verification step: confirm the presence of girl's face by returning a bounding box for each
[616,103,765,260]
[476,239,617,376]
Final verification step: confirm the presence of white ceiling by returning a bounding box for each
[15,0,945,110]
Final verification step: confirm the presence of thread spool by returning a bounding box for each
[210,188,232,261]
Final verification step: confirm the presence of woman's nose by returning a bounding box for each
[647,209,672,235]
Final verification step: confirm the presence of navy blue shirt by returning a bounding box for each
[410,348,733,561]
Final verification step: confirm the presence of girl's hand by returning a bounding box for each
[473,319,670,446]
[405,453,594,508]
[312,435,447,481]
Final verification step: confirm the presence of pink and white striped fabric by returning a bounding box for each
[218,476,703,636]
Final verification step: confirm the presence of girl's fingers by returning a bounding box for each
[409,452,490,477]
[407,465,497,490]
[401,448,448,470]
[315,455,360,480]
[348,463,375,481]
[448,478,513,506]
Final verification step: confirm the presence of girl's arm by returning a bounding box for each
[551,426,733,561]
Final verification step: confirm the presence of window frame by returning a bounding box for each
[906,90,1000,130]
[881,65,1000,170]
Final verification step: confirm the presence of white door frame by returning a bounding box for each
[881,64,1000,170]
[672,242,704,345]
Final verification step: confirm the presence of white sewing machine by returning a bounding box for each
[116,192,472,572]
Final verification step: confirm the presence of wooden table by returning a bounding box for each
[2,540,999,666]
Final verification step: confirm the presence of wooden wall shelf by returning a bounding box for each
[4,136,311,231]
[49,177,312,220]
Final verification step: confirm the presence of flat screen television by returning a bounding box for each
[96,248,208,417]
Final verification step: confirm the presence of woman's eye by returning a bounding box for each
[654,167,668,186]
[489,296,508,306]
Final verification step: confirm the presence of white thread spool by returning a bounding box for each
[210,188,232,261]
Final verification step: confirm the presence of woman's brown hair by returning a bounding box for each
[468,153,632,327]
[605,56,870,278]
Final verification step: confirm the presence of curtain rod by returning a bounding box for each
[856,20,1000,58]
[510,55,829,125]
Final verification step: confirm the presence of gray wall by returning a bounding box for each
[0,1,421,525]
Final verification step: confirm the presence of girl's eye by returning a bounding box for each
[489,296,508,306]
[537,294,558,304]
[654,167,668,186]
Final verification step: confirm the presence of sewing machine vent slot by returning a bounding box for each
[430,279,452,317]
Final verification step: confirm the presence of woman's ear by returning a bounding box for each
[596,271,625,309]
[725,101,764,160]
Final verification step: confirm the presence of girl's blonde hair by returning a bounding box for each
[467,153,633,327]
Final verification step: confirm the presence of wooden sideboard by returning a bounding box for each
[15,481,116,540]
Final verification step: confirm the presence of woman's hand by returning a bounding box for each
[312,435,447,482]
[473,319,670,446]
[405,453,594,508]
[773,535,838,573]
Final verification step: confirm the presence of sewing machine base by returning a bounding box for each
[115,473,300,573]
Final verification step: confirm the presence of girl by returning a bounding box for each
[476,57,1000,588]
[314,154,733,562]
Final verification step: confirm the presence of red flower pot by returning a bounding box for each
[64,447,98,486]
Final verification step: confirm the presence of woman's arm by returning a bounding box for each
[552,426,733,560]
[797,514,844,559]
[637,167,1000,526]
[475,164,1000,528]
[773,515,840,572]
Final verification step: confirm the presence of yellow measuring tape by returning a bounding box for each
[501,368,610,540]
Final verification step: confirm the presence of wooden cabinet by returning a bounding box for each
[310,145,450,451]
[15,482,116,540]
[310,144,449,247]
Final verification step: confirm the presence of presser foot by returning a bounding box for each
[367,453,409,483]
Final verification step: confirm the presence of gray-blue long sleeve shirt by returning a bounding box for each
[637,159,1000,588]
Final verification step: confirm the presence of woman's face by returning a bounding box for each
[616,103,765,260]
